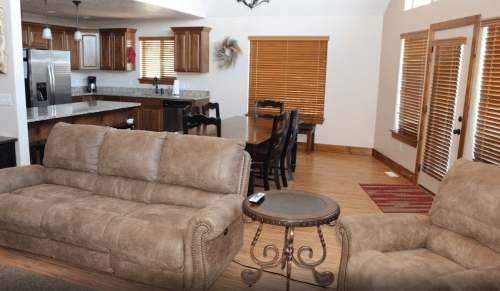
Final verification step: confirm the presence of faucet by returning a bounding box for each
[153,77,159,94]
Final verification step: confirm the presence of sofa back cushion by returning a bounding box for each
[429,159,500,253]
[158,134,248,196]
[98,129,168,182]
[44,122,109,173]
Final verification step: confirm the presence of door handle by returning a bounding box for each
[453,129,461,135]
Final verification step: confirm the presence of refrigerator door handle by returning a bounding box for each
[49,63,56,105]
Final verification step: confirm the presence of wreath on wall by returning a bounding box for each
[213,37,242,70]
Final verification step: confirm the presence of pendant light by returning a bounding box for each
[73,1,82,42]
[42,0,52,39]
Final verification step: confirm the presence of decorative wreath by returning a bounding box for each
[213,37,242,70]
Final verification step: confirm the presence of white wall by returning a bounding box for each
[0,0,29,166]
[374,0,500,172]
[69,16,384,148]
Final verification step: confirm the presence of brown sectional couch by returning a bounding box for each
[0,122,251,291]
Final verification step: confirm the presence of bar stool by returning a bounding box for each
[29,140,47,165]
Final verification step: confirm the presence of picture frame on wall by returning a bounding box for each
[0,4,6,74]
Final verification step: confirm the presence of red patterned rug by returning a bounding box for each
[360,184,434,214]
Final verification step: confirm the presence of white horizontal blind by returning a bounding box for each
[140,37,176,79]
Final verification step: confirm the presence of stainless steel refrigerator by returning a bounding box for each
[24,49,72,108]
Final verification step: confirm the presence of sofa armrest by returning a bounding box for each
[429,265,500,291]
[335,213,432,291]
[184,194,245,291]
[0,165,46,194]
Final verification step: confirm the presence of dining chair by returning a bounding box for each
[183,114,222,138]
[253,111,290,190]
[280,108,300,187]
[182,105,201,130]
[254,100,284,118]
[202,102,220,118]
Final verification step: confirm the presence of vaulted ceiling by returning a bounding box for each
[20,0,391,21]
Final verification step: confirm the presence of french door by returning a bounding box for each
[417,26,474,193]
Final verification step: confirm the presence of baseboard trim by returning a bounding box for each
[372,149,415,184]
[297,143,372,156]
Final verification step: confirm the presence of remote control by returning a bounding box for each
[249,193,266,203]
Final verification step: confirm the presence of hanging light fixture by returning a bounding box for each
[236,0,269,9]
[73,1,82,42]
[42,0,52,39]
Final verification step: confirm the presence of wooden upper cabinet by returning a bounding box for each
[65,31,80,70]
[49,29,65,51]
[171,27,211,73]
[99,28,136,71]
[22,26,29,47]
[80,32,100,70]
[27,23,49,49]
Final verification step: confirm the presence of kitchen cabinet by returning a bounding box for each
[80,31,100,70]
[171,27,211,73]
[99,28,137,71]
[22,22,80,70]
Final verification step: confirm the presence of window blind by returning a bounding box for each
[139,37,176,83]
[248,36,329,124]
[422,38,465,181]
[474,18,500,165]
[394,30,429,144]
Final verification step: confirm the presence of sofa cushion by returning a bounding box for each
[346,248,466,291]
[45,168,97,192]
[43,122,109,173]
[92,175,157,204]
[98,129,168,182]
[151,183,224,209]
[42,196,147,252]
[104,204,199,272]
[430,159,500,253]
[0,185,92,237]
[158,134,247,195]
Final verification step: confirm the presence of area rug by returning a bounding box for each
[360,184,434,214]
[0,265,95,291]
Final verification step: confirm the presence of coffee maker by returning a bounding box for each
[86,76,97,93]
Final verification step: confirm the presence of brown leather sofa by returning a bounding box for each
[335,159,500,291]
[0,122,251,291]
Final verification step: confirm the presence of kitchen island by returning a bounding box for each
[28,101,141,143]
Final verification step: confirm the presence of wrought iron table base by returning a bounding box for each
[241,223,334,290]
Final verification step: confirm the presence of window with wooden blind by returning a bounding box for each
[248,36,329,124]
[422,38,465,181]
[474,17,500,165]
[392,30,429,147]
[139,37,176,85]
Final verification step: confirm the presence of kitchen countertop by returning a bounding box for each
[0,136,18,145]
[72,87,210,101]
[27,101,141,123]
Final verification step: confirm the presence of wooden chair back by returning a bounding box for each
[254,100,284,118]
[202,102,220,118]
[183,115,222,138]
[264,112,290,166]
[281,108,300,163]
[182,105,201,130]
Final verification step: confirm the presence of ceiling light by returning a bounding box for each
[237,0,269,9]
[73,1,82,42]
[42,0,52,40]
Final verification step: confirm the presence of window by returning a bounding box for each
[473,17,500,165]
[392,30,429,147]
[139,37,176,85]
[405,0,439,11]
[248,36,329,124]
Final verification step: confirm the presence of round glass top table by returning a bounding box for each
[241,190,341,291]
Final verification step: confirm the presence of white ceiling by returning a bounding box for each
[20,0,391,21]
[20,0,204,21]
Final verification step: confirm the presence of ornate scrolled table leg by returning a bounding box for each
[241,223,288,287]
[291,226,334,286]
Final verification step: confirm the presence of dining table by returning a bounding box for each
[186,115,281,196]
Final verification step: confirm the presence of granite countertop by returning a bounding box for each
[0,136,18,145]
[27,101,141,123]
[72,87,210,101]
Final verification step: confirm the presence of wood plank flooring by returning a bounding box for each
[0,150,416,291]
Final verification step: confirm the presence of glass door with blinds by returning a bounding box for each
[418,27,474,193]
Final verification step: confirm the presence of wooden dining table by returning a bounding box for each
[186,115,280,195]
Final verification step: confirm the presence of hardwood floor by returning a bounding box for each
[0,150,415,291]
